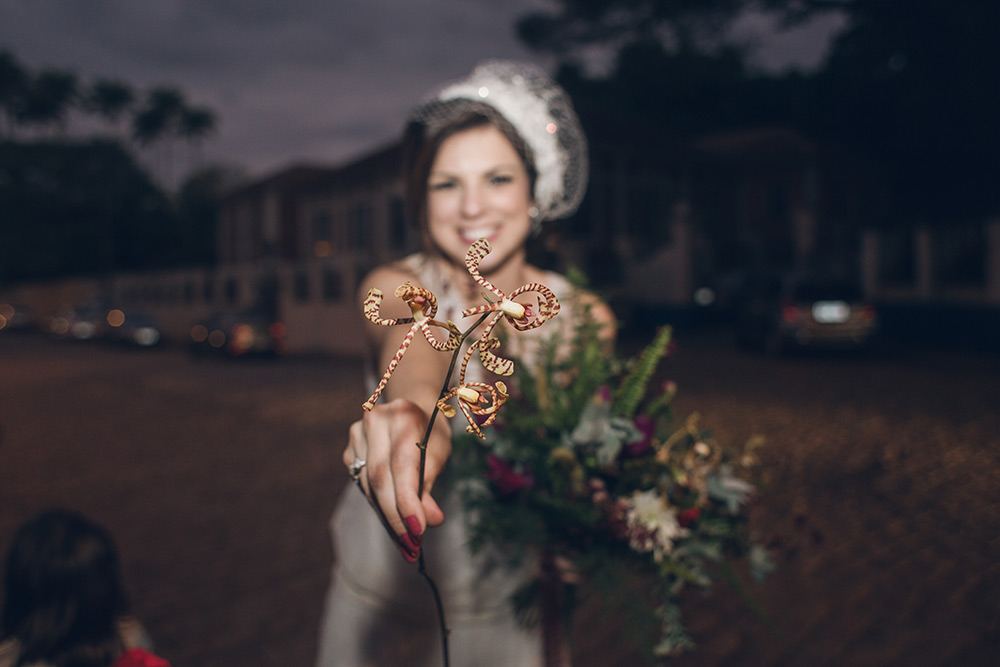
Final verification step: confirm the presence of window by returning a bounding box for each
[323,268,343,301]
[312,209,333,257]
[351,202,370,252]
[294,270,311,302]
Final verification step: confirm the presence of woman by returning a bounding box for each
[0,509,171,667]
[316,60,615,667]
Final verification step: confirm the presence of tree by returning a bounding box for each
[132,86,187,188]
[516,0,750,56]
[0,140,176,282]
[801,0,1000,223]
[17,68,78,137]
[178,106,218,169]
[518,0,1000,225]
[515,0,856,54]
[173,164,246,266]
[131,87,185,145]
[0,50,29,138]
[83,78,135,137]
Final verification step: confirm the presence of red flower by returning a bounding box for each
[677,507,701,528]
[625,414,655,457]
[485,454,534,496]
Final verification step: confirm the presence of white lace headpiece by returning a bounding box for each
[409,60,588,223]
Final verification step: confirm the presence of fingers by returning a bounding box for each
[388,425,424,535]
[423,495,445,528]
[416,418,452,528]
[361,406,412,545]
[346,399,444,561]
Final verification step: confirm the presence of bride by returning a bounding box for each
[316,60,615,667]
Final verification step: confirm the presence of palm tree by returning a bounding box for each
[132,86,186,188]
[17,68,78,137]
[0,50,29,138]
[178,106,217,169]
[84,78,134,138]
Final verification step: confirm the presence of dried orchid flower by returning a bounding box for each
[437,380,509,439]
[362,282,461,410]
[460,239,560,376]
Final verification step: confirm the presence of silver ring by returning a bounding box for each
[349,457,367,481]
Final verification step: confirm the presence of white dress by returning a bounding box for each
[315,254,579,667]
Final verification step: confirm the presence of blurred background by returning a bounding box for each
[1,1,998,665]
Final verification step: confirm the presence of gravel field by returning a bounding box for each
[1,330,997,666]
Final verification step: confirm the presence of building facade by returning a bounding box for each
[6,126,998,353]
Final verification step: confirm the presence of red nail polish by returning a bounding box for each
[405,515,423,543]
[397,544,417,563]
[399,532,421,555]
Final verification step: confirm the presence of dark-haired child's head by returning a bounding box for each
[2,509,127,666]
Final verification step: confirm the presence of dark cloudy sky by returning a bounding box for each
[1,0,843,179]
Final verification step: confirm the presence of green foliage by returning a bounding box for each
[613,325,672,419]
[517,304,618,433]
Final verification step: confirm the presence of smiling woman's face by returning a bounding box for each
[426,123,533,274]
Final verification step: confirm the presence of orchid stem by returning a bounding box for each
[414,311,491,667]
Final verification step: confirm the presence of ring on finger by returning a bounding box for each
[348,457,367,481]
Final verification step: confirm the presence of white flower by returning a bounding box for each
[626,490,687,561]
[706,465,756,513]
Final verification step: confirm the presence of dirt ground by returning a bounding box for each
[1,330,998,666]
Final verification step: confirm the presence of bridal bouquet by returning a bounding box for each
[450,303,772,660]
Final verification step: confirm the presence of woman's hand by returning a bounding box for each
[344,398,450,561]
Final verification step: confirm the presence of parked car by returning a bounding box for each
[736,275,879,354]
[0,302,35,332]
[46,299,116,341]
[105,308,163,347]
[189,309,286,358]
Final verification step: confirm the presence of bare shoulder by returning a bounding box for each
[525,265,617,341]
[356,262,419,306]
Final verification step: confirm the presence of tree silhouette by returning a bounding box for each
[83,78,135,137]
[519,0,1000,226]
[132,86,187,188]
[0,140,176,281]
[17,68,78,137]
[516,0,750,55]
[0,50,29,138]
[800,0,1000,223]
[0,49,224,278]
[178,106,218,169]
[173,164,245,266]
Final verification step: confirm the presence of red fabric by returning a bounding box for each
[111,647,172,667]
